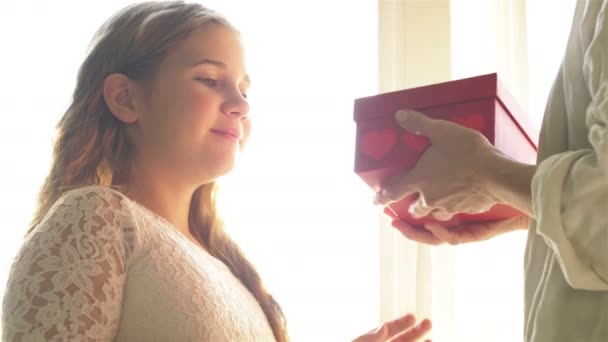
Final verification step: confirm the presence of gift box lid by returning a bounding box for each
[353,73,538,148]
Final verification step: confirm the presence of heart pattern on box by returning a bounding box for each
[452,113,485,131]
[361,129,397,160]
[402,132,429,152]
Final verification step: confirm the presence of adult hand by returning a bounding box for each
[383,207,529,245]
[374,109,504,221]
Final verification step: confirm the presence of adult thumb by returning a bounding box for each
[395,109,435,137]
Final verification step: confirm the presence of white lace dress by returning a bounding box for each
[2,186,276,341]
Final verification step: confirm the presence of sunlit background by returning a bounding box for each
[0,0,575,341]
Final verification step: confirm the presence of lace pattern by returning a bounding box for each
[2,186,275,341]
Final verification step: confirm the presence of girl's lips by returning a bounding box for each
[211,128,241,141]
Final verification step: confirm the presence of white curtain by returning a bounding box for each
[377,0,574,341]
[376,1,453,340]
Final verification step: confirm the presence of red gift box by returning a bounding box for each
[353,73,538,227]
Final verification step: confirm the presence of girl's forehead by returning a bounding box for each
[164,25,245,69]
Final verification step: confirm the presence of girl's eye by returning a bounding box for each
[197,77,219,87]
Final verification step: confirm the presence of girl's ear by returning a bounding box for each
[102,73,140,124]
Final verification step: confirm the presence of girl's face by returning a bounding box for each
[131,22,250,186]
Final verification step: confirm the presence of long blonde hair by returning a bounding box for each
[28,2,288,341]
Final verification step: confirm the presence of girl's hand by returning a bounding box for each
[353,314,432,342]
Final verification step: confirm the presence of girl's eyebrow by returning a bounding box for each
[191,58,226,68]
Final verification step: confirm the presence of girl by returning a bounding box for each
[2,2,431,341]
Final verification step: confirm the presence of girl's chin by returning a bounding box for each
[203,160,238,178]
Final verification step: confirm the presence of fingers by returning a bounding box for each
[380,314,417,339]
[389,319,432,342]
[424,222,460,245]
[391,219,443,246]
[424,215,530,245]
[395,110,436,138]
[383,195,452,221]
[374,109,434,207]
[353,314,432,342]
[486,215,530,234]
[430,208,453,221]
[514,215,530,229]
[375,110,442,207]
[426,221,496,245]
[383,207,399,220]
[381,204,443,245]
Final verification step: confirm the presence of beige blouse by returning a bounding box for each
[526,0,608,341]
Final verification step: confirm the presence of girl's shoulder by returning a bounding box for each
[29,185,142,251]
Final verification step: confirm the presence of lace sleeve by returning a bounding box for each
[2,188,136,341]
